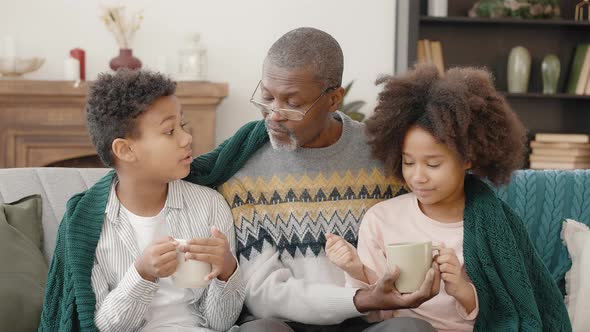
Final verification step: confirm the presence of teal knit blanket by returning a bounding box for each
[39,120,268,331]
[464,175,571,331]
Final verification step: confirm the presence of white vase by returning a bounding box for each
[428,0,448,17]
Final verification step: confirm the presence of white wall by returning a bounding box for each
[0,0,396,144]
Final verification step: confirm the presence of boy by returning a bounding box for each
[40,69,244,332]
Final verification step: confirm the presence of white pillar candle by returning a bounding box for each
[428,0,448,17]
[2,36,16,58]
[64,57,80,81]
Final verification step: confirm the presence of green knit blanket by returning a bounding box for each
[184,120,268,188]
[39,120,268,331]
[464,174,571,331]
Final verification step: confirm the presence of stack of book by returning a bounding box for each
[566,43,590,95]
[529,133,590,169]
[417,39,444,76]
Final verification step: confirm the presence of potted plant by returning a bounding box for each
[339,81,367,122]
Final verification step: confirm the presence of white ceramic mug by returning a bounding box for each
[386,241,440,293]
[172,239,212,288]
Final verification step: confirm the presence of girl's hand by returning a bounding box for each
[435,248,470,296]
[325,233,365,281]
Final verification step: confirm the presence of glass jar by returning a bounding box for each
[177,33,207,81]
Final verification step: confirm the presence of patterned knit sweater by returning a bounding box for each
[217,112,403,324]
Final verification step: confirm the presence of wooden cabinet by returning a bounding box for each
[398,0,590,134]
[0,80,227,168]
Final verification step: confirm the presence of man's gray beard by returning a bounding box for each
[269,132,299,152]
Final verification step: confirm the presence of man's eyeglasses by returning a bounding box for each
[249,80,338,121]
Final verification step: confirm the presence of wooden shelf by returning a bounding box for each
[399,0,590,133]
[420,16,590,27]
[501,92,590,100]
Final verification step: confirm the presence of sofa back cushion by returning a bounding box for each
[0,194,46,331]
[494,169,590,292]
[0,168,109,262]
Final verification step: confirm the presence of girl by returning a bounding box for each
[326,65,571,331]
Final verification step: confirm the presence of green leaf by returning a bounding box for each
[343,81,353,97]
[349,112,366,122]
[341,100,366,114]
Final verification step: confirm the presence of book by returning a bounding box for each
[417,40,426,64]
[530,160,590,170]
[534,133,590,143]
[576,47,590,95]
[566,44,590,94]
[431,41,445,76]
[531,147,590,157]
[530,154,590,163]
[424,39,433,65]
[530,141,590,149]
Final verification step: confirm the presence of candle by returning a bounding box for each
[64,57,80,81]
[2,36,16,58]
[69,48,85,80]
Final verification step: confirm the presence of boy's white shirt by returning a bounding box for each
[90,179,244,332]
[123,204,196,331]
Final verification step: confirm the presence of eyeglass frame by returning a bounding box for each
[249,80,339,121]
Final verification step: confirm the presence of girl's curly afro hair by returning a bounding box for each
[365,64,527,185]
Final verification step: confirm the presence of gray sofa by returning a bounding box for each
[0,168,109,263]
[2,167,589,331]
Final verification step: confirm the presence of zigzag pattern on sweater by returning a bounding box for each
[234,204,378,259]
[219,168,405,260]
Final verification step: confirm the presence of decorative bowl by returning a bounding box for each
[0,57,45,78]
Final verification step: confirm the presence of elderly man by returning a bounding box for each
[186,27,439,332]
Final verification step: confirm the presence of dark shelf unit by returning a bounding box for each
[502,92,590,100]
[420,16,590,27]
[400,0,590,134]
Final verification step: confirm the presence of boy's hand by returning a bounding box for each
[181,226,237,281]
[135,236,179,282]
[325,233,365,281]
[435,248,470,297]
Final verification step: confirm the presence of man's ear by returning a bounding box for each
[328,86,345,112]
[112,138,136,163]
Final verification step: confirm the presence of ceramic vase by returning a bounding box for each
[507,46,531,93]
[109,49,142,71]
[542,54,560,94]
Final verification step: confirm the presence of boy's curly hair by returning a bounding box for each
[86,69,176,167]
[365,64,527,185]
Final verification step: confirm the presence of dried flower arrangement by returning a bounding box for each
[101,6,144,49]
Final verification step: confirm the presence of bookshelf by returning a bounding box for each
[397,0,590,134]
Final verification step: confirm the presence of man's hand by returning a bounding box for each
[325,233,366,281]
[353,262,441,312]
[135,236,179,282]
[181,226,237,281]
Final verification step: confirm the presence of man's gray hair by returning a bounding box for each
[265,27,343,89]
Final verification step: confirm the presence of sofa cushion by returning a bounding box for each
[0,194,47,331]
[0,168,110,262]
[561,219,590,332]
[494,169,590,294]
